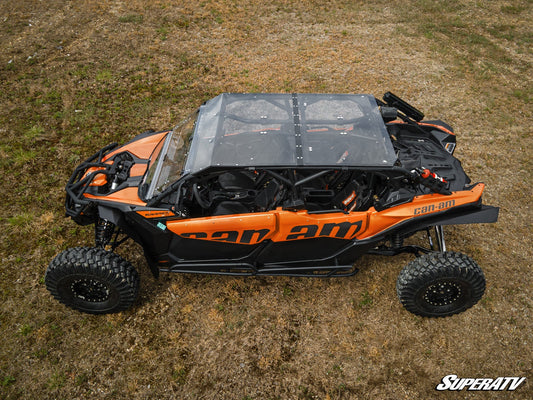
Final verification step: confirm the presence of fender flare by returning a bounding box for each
[393,205,499,238]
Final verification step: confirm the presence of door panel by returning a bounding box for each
[164,208,370,262]
[165,212,276,260]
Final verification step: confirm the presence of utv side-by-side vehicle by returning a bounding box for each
[46,92,498,317]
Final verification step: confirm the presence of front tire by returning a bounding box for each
[396,252,485,317]
[45,247,139,314]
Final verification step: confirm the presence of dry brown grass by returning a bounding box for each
[0,0,531,399]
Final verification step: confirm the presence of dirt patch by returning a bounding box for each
[0,1,531,399]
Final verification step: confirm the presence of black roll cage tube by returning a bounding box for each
[65,143,119,217]
[145,164,419,215]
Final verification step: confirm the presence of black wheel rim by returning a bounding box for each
[70,278,111,303]
[423,281,462,307]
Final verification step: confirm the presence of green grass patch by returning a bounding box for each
[283,285,293,297]
[358,291,373,308]
[512,88,531,104]
[32,347,49,359]
[47,371,66,390]
[500,5,526,14]
[172,367,189,385]
[157,26,169,41]
[95,69,113,82]
[414,0,464,14]
[118,14,144,24]
[7,213,34,227]
[211,10,224,24]
[18,323,33,336]
[46,89,62,103]
[25,125,45,140]
[2,375,15,388]
[9,148,37,167]
[74,373,89,386]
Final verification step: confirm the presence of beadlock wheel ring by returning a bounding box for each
[70,278,111,303]
[57,273,120,311]
[423,281,462,306]
[415,277,470,313]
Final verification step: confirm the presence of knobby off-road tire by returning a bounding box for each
[396,252,485,318]
[45,247,139,314]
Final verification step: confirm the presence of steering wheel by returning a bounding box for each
[192,183,212,209]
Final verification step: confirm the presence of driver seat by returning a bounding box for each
[218,171,256,190]
[212,201,250,216]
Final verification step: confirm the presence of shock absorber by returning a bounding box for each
[391,233,403,249]
[95,218,115,248]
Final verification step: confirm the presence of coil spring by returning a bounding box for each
[391,233,403,249]
[95,218,115,248]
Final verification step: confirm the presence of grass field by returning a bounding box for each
[0,0,531,398]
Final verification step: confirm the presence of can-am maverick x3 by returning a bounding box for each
[46,92,498,317]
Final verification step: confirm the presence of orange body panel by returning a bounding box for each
[80,133,166,204]
[166,184,484,245]
[357,184,484,239]
[84,133,163,187]
[130,163,149,177]
[84,187,146,206]
[167,213,277,245]
[88,167,109,186]
[103,131,168,160]
[268,210,367,242]
[166,210,369,244]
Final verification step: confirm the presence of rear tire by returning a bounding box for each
[396,252,485,317]
[45,247,139,314]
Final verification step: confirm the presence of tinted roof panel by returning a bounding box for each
[184,93,396,174]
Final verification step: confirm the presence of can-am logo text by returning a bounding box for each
[436,375,526,391]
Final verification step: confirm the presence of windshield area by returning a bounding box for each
[144,111,197,199]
